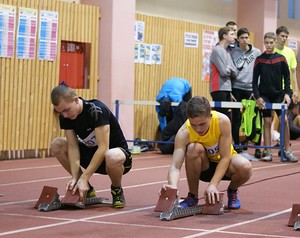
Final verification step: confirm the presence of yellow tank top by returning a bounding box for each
[186,111,236,162]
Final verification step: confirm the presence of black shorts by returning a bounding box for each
[79,143,132,175]
[260,94,285,118]
[200,161,231,182]
[290,131,300,140]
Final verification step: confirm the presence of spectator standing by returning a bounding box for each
[225,21,239,50]
[230,28,262,157]
[275,26,299,103]
[210,26,237,118]
[252,32,297,162]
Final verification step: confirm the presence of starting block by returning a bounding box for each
[34,185,111,212]
[155,188,224,221]
[288,204,300,229]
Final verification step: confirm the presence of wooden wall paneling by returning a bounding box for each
[2,59,10,150]
[18,59,24,150]
[0,60,5,150]
[3,58,9,150]
[29,56,38,149]
[21,59,30,149]
[42,0,54,151]
[92,6,99,97]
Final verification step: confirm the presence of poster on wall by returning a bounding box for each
[184,32,198,48]
[16,7,37,59]
[134,43,162,65]
[202,29,218,81]
[288,39,297,51]
[0,4,16,58]
[134,42,145,63]
[38,10,58,61]
[139,43,145,63]
[144,44,152,65]
[135,21,144,42]
[151,44,162,64]
[134,42,139,63]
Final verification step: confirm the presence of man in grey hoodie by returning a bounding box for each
[230,28,261,157]
[209,26,237,118]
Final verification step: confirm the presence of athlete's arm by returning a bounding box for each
[166,124,189,189]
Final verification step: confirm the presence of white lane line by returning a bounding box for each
[0,165,61,172]
[0,207,296,238]
[0,220,77,236]
[0,206,154,236]
[0,165,170,187]
[77,220,300,238]
[182,208,293,238]
[0,155,169,173]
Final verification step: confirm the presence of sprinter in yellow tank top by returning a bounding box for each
[161,96,252,209]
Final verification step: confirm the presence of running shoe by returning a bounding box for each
[254,149,261,159]
[87,186,96,198]
[283,150,298,163]
[179,193,199,208]
[261,150,272,162]
[111,185,126,208]
[227,188,240,209]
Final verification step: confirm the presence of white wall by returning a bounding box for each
[136,0,237,27]
[278,0,300,40]
[136,0,300,40]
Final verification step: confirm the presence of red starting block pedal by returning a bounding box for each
[61,189,85,209]
[288,204,300,227]
[34,186,62,211]
[202,193,224,215]
[154,187,224,221]
[154,188,177,212]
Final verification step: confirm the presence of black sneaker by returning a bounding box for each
[254,149,261,159]
[111,185,126,208]
[234,147,243,154]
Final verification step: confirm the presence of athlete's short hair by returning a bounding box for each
[218,26,232,41]
[264,32,276,40]
[51,85,77,106]
[186,96,211,119]
[276,26,289,35]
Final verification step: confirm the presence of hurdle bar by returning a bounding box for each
[114,100,287,162]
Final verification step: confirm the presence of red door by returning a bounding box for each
[59,41,84,88]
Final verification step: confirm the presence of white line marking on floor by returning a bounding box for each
[182,208,293,238]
